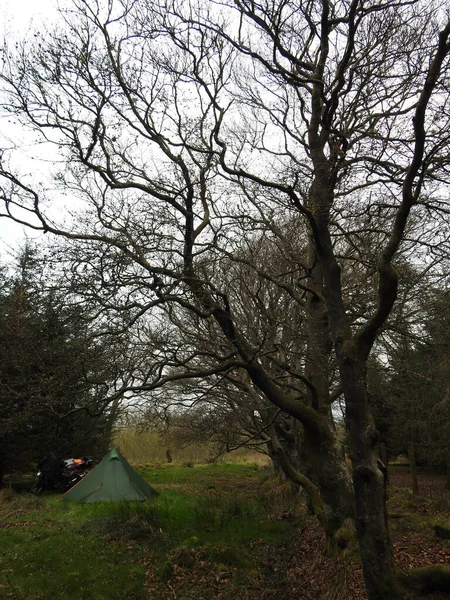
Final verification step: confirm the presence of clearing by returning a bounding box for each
[1,463,449,599]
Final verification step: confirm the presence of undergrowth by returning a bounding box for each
[0,463,302,599]
[3,464,449,599]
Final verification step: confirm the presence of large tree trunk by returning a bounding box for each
[304,427,354,554]
[303,242,355,552]
[380,443,389,486]
[446,454,450,490]
[340,357,403,600]
[265,438,285,479]
[267,420,354,551]
[307,157,401,596]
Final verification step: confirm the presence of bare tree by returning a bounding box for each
[1,0,449,597]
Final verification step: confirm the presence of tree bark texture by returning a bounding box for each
[340,356,403,600]
[303,236,355,551]
[303,427,354,554]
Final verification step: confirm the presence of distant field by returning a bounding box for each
[114,427,271,466]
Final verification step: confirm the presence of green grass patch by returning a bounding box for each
[0,463,302,599]
[0,513,147,599]
[137,461,264,486]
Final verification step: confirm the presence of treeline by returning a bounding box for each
[0,246,120,486]
[370,289,450,477]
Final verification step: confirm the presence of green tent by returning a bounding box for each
[62,448,158,503]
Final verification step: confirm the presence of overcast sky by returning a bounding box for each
[2,0,59,35]
[1,0,61,255]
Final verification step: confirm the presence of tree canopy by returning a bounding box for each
[0,1,449,597]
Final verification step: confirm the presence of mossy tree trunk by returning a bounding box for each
[266,421,354,554]
[303,427,354,555]
[301,236,355,551]
[339,356,402,600]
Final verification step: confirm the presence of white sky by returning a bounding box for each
[2,0,59,36]
[1,0,61,257]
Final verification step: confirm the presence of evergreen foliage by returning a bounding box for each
[0,245,120,484]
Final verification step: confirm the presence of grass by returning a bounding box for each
[0,463,302,599]
[145,464,301,555]
[3,463,450,599]
[0,492,149,599]
[1,527,146,599]
[136,460,264,487]
[114,427,270,467]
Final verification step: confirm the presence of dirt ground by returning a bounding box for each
[258,469,450,600]
[148,468,450,600]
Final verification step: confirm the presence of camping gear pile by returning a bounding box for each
[32,455,93,494]
[31,448,157,502]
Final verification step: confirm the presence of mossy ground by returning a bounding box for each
[0,463,303,599]
[1,463,449,599]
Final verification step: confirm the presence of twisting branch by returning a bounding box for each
[359,20,450,356]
